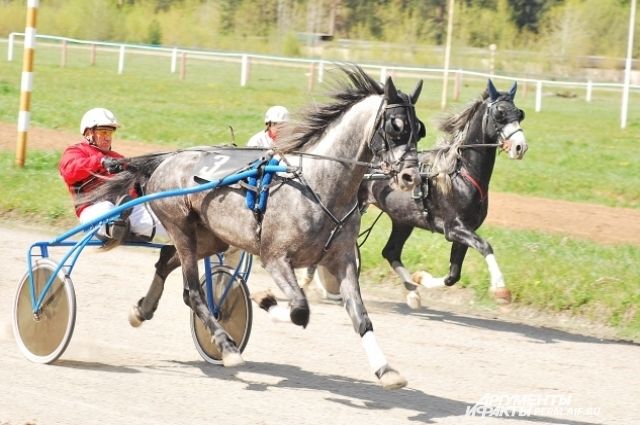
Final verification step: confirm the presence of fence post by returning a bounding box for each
[535,81,542,112]
[90,43,96,66]
[453,70,462,101]
[117,45,125,74]
[522,80,528,98]
[380,67,387,84]
[16,0,38,168]
[317,60,324,83]
[179,52,186,80]
[240,55,249,87]
[60,39,67,67]
[171,47,177,73]
[8,32,14,61]
[586,80,593,102]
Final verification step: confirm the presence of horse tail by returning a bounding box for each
[80,152,173,205]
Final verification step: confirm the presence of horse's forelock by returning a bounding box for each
[276,65,383,153]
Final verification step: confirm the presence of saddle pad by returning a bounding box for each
[193,148,269,183]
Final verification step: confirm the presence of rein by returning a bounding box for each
[285,150,382,169]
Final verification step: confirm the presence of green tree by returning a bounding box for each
[219,0,238,35]
[508,0,562,33]
[147,19,162,45]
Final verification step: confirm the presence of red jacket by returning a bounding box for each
[58,141,125,216]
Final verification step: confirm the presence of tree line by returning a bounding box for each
[1,0,637,75]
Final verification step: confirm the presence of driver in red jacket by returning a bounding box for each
[58,108,166,248]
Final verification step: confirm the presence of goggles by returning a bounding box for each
[93,126,116,137]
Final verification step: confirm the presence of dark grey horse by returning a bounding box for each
[312,80,528,309]
[85,66,423,389]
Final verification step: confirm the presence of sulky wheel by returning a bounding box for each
[13,258,77,364]
[190,265,252,364]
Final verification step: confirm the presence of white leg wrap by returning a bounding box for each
[420,274,446,288]
[362,331,388,372]
[485,254,505,288]
[267,305,291,323]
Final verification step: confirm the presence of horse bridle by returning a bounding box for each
[481,97,525,147]
[369,96,421,175]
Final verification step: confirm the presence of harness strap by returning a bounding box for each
[323,202,359,252]
[298,174,360,252]
[460,167,487,202]
[357,209,384,248]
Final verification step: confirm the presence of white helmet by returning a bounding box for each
[80,108,120,134]
[264,105,289,124]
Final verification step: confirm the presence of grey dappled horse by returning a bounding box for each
[361,79,528,308]
[86,66,423,389]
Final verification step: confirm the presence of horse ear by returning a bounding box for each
[384,76,399,102]
[487,79,500,102]
[410,80,423,104]
[509,81,518,100]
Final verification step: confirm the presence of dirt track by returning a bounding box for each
[1,224,639,425]
[1,123,640,424]
[2,122,639,246]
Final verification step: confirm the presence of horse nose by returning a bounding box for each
[513,139,528,159]
[507,130,528,160]
[397,168,420,191]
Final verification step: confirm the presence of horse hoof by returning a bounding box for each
[128,305,144,327]
[222,350,244,367]
[222,351,245,367]
[250,289,278,312]
[377,367,407,390]
[290,302,310,328]
[492,287,512,304]
[406,291,421,309]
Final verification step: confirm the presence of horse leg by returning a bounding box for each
[258,258,310,327]
[450,230,510,303]
[129,245,180,327]
[171,232,243,366]
[299,265,316,291]
[432,224,511,304]
[336,255,407,389]
[381,222,423,309]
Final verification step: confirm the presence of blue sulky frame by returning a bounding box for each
[17,162,289,364]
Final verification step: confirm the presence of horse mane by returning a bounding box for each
[276,64,383,153]
[427,90,489,194]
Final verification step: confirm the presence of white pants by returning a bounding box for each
[79,201,168,241]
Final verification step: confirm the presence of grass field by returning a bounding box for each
[1,41,639,338]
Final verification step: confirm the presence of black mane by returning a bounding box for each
[277,65,383,153]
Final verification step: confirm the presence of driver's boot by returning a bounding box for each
[100,195,133,250]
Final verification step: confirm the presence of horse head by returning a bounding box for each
[369,77,425,191]
[485,79,528,159]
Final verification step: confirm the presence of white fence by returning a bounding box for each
[5,32,640,116]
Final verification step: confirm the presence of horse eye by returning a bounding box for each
[391,117,404,132]
[518,109,525,121]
